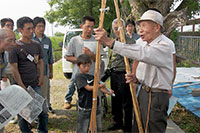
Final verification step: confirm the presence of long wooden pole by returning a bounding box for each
[113,0,144,132]
[89,0,107,132]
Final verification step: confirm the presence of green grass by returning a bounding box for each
[53,60,65,79]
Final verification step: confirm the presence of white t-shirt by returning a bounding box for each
[66,35,105,77]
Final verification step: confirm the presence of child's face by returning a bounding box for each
[78,63,91,74]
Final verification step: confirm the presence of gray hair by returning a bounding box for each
[112,18,126,30]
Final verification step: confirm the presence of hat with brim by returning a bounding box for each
[136,10,164,32]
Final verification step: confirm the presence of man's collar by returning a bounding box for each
[33,33,46,39]
[148,34,162,46]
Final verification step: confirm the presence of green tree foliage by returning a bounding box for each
[45,0,200,36]
[50,36,63,62]
[45,0,117,32]
[54,32,64,37]
[14,29,21,40]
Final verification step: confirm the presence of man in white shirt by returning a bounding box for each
[94,9,174,132]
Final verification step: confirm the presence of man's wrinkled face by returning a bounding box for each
[138,20,160,44]
[81,20,94,38]
[113,23,120,39]
[1,31,16,51]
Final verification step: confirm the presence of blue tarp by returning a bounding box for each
[173,82,200,118]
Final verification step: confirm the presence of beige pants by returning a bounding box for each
[41,76,50,107]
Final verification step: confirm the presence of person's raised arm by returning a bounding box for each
[66,56,77,64]
[84,84,106,92]
[94,28,114,48]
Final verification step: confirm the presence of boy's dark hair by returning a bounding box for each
[82,16,95,25]
[147,8,161,14]
[17,16,33,29]
[0,18,14,27]
[77,54,92,66]
[33,17,46,27]
[125,19,136,27]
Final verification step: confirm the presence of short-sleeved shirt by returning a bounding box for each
[9,40,44,87]
[66,35,105,77]
[33,34,54,76]
[75,73,99,109]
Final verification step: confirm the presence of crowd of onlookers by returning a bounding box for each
[0,16,53,133]
[0,7,176,133]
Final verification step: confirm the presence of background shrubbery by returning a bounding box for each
[50,36,63,62]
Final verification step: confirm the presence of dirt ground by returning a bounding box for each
[4,76,119,133]
[5,60,199,132]
[4,77,80,133]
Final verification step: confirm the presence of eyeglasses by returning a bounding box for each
[36,25,45,28]
[5,24,14,28]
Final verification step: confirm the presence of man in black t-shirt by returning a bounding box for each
[9,17,48,133]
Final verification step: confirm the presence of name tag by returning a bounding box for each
[27,54,34,62]
[44,44,49,49]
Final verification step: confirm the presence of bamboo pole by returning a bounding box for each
[113,0,144,132]
[89,0,107,132]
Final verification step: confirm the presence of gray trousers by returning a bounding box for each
[133,88,169,133]
[77,105,102,133]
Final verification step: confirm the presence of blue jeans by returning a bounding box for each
[77,105,102,133]
[18,86,48,133]
[65,75,76,103]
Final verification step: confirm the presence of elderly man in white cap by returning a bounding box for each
[94,9,174,132]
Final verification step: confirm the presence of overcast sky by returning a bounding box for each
[0,0,66,36]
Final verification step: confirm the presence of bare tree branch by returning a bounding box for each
[163,8,188,36]
[120,0,130,19]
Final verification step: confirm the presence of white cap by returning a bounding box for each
[136,10,164,30]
